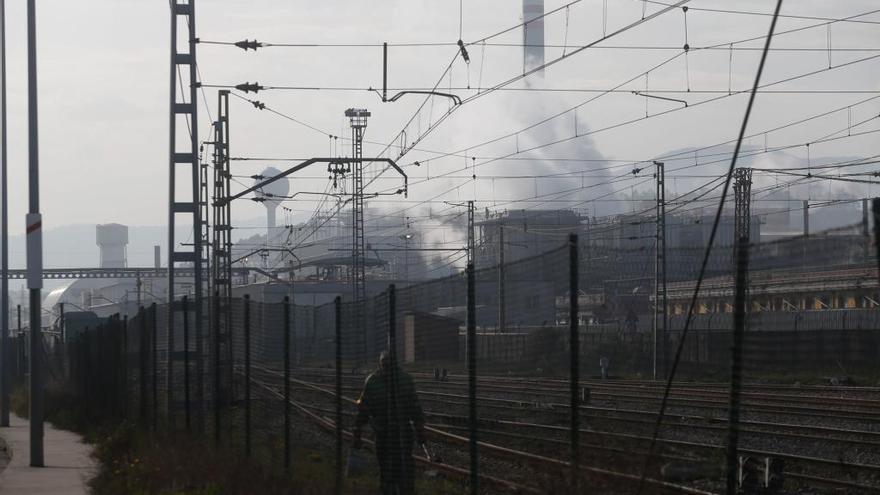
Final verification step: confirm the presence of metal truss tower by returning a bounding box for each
[733,168,753,245]
[211,92,232,322]
[733,167,753,311]
[653,161,668,380]
[346,108,369,363]
[168,0,203,420]
[467,201,475,264]
[211,90,233,412]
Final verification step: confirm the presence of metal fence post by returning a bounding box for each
[873,198,880,283]
[466,262,479,494]
[726,235,750,494]
[388,284,402,492]
[97,324,105,418]
[244,294,251,458]
[183,295,191,432]
[151,303,157,432]
[83,329,90,423]
[284,296,291,469]
[196,286,204,435]
[15,304,20,381]
[167,299,174,429]
[139,306,147,426]
[388,285,397,359]
[334,296,342,495]
[569,233,580,491]
[213,291,221,447]
[122,315,128,419]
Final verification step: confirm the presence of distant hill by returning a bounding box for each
[6,216,268,269]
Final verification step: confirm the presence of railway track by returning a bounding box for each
[249,365,719,494]
[292,368,880,423]
[267,366,880,493]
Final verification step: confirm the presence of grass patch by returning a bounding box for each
[10,382,90,433]
[11,381,462,494]
[87,423,462,495]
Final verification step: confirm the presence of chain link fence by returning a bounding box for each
[33,215,880,494]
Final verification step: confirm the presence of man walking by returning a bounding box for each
[353,351,426,495]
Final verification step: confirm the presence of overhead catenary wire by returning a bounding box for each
[277,109,878,249]
[212,2,880,263]
[636,1,784,492]
[379,46,880,185]
[214,4,880,211]
[249,2,597,247]
[195,6,880,50]
[389,1,692,164]
[198,40,880,52]
[200,84,880,96]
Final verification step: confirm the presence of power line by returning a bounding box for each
[271,1,594,247]
[389,91,879,198]
[390,3,880,165]
[644,0,880,25]
[201,84,880,95]
[215,3,880,259]
[391,1,692,163]
[199,40,880,51]
[637,2,784,491]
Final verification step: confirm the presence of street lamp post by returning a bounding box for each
[26,0,45,467]
[0,0,10,429]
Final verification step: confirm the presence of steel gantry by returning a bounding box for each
[168,0,204,422]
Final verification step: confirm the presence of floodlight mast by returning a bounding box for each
[345,108,369,366]
[215,108,405,368]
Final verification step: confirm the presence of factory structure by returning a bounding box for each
[41,224,166,328]
[16,0,875,366]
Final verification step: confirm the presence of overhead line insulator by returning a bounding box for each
[236,82,265,93]
[457,39,470,63]
[235,39,263,51]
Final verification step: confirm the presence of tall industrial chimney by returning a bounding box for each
[523,0,545,74]
[96,223,129,268]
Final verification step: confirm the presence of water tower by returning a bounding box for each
[96,223,129,268]
[254,166,289,243]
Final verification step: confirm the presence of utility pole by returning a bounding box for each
[0,0,9,428]
[497,220,506,333]
[802,200,809,238]
[863,198,870,259]
[136,273,142,309]
[465,199,478,495]
[346,108,369,364]
[801,199,809,269]
[401,217,411,283]
[211,90,232,419]
[25,0,44,466]
[467,201,475,263]
[733,168,754,244]
[726,170,754,495]
[167,1,203,423]
[653,161,667,380]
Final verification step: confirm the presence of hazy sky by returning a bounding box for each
[2,0,879,239]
